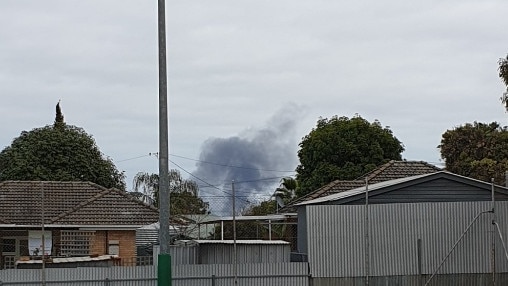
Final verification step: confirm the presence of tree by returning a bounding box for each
[0,103,125,190]
[499,54,508,111]
[240,177,298,216]
[273,177,297,210]
[295,115,404,197]
[132,170,209,215]
[243,200,278,216]
[439,121,508,184]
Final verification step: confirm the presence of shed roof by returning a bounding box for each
[296,171,508,206]
[285,160,442,210]
[175,239,290,245]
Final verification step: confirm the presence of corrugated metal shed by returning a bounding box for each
[154,240,291,265]
[304,201,508,278]
[136,222,185,246]
[297,171,508,206]
[198,240,290,264]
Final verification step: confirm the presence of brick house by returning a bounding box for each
[0,181,159,269]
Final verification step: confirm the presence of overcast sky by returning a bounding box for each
[1,1,508,210]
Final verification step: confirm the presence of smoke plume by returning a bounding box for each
[192,103,303,216]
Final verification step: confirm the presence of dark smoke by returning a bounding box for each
[192,103,303,216]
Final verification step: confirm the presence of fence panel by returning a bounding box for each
[0,263,309,286]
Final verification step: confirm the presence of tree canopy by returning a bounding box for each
[439,121,508,184]
[295,115,404,197]
[0,103,125,189]
[132,170,209,215]
[499,54,508,111]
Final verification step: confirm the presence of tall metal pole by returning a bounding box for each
[365,178,369,286]
[157,0,171,285]
[491,178,496,286]
[40,183,46,286]
[232,181,238,285]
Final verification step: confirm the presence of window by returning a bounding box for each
[2,238,15,253]
[28,231,52,256]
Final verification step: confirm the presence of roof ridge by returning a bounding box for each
[420,160,443,170]
[360,160,395,181]
[50,187,111,223]
[109,187,160,212]
[281,179,365,212]
[81,181,158,212]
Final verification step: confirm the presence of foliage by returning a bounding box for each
[241,177,298,216]
[295,115,404,197]
[0,105,125,189]
[131,170,209,215]
[275,177,298,199]
[499,55,508,111]
[439,121,508,184]
[243,200,278,216]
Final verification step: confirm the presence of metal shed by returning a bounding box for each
[177,240,290,264]
[296,171,508,285]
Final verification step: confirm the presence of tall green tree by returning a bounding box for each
[439,121,508,184]
[499,54,508,111]
[295,115,404,197]
[132,170,209,215]
[0,103,125,189]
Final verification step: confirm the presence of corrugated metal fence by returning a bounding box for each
[312,273,508,286]
[0,263,309,286]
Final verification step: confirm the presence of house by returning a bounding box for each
[0,181,159,269]
[295,171,508,285]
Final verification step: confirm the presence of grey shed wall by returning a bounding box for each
[154,242,290,265]
[198,243,290,264]
[304,201,508,278]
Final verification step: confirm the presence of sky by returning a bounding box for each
[1,1,508,214]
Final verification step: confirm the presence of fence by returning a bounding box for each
[0,263,310,286]
[4,266,508,286]
[311,273,508,286]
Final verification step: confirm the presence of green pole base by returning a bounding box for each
[157,254,172,286]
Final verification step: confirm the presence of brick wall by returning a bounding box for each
[90,230,106,256]
[90,230,136,263]
[107,230,136,258]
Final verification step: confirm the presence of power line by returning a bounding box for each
[170,160,252,204]
[116,154,153,162]
[171,153,296,173]
[116,152,297,174]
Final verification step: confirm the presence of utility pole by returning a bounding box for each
[232,181,238,285]
[365,178,369,286]
[40,183,46,286]
[157,0,171,285]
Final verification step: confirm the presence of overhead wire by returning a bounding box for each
[170,160,253,204]
[170,154,296,173]
[117,152,293,202]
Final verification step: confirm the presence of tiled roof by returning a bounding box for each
[0,181,159,226]
[284,180,365,209]
[283,160,442,211]
[358,160,442,184]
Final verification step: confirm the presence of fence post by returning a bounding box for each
[211,274,216,286]
[104,278,110,286]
